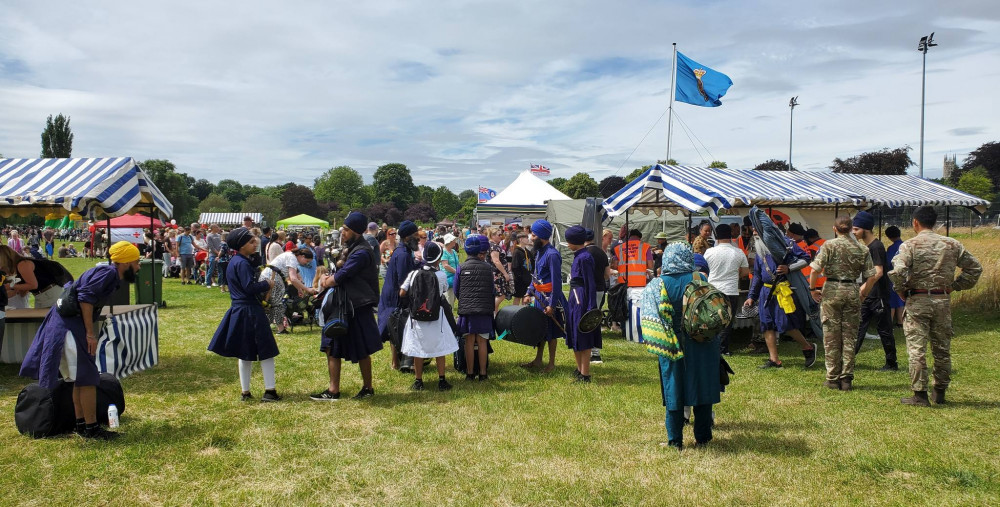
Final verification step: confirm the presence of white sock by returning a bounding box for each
[238,360,252,392]
[261,357,276,390]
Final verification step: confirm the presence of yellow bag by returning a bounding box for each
[774,281,797,314]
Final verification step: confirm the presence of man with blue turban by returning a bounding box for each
[850,211,898,371]
[565,225,600,382]
[522,219,566,373]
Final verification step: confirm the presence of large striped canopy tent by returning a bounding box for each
[0,158,173,219]
[813,172,990,213]
[198,212,264,226]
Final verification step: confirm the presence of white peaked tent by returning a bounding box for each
[476,170,571,223]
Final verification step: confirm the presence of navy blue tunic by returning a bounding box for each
[566,247,600,351]
[208,254,279,361]
[748,237,810,333]
[331,243,383,362]
[377,244,417,340]
[527,243,566,340]
[20,264,120,388]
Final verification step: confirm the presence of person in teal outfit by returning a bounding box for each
[640,242,721,449]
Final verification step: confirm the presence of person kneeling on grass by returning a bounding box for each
[207,228,280,402]
[399,242,457,391]
[565,225,600,383]
[19,241,142,440]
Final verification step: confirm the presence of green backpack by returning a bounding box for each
[682,273,732,342]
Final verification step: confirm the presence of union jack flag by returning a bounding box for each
[478,186,497,203]
[529,164,550,175]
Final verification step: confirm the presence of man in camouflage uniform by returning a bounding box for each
[808,216,878,391]
[888,206,982,406]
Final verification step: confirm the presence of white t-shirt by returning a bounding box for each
[704,242,748,296]
[270,251,302,279]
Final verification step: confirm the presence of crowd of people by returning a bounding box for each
[13,206,984,444]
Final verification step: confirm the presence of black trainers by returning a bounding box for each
[759,359,783,369]
[573,368,582,379]
[590,353,603,364]
[879,364,899,372]
[261,390,282,402]
[241,392,254,402]
[465,373,476,381]
[438,379,453,391]
[309,389,340,401]
[803,342,818,368]
[411,379,425,391]
[477,374,489,382]
[353,387,375,400]
[83,425,120,441]
[575,375,592,383]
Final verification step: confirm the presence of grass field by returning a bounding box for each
[1,237,999,506]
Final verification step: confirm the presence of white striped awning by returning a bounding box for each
[603,165,732,218]
[811,173,990,211]
[0,158,173,219]
[198,212,264,226]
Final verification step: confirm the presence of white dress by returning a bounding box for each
[400,267,459,358]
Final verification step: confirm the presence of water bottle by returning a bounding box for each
[108,404,120,429]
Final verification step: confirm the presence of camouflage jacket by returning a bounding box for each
[887,230,982,292]
[809,234,875,281]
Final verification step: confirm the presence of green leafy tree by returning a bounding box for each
[753,159,794,171]
[548,177,568,192]
[314,165,366,208]
[431,186,462,218]
[457,189,476,202]
[190,179,216,201]
[708,160,728,168]
[372,163,417,209]
[216,179,247,206]
[199,193,232,213]
[260,183,295,202]
[141,159,198,224]
[830,146,913,175]
[242,194,282,226]
[960,141,1000,191]
[41,113,73,158]
[280,184,321,218]
[954,166,995,201]
[417,185,435,205]
[455,196,478,224]
[562,172,600,199]
[404,203,437,223]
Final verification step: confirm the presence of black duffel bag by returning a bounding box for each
[15,374,125,438]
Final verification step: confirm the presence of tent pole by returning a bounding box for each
[149,203,160,308]
[878,207,883,240]
[624,209,630,286]
[666,43,677,163]
[834,203,839,218]
[107,215,115,319]
[686,210,692,243]
[946,206,950,237]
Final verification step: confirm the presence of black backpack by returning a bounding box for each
[408,267,442,322]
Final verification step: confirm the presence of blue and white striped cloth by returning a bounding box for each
[0,158,172,219]
[814,173,990,209]
[603,165,732,219]
[97,305,159,379]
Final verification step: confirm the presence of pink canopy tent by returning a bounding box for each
[92,215,172,228]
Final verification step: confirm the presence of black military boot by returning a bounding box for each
[901,391,930,407]
[931,388,946,404]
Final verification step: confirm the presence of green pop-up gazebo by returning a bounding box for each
[275,213,329,230]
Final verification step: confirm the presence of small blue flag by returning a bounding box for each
[674,52,733,107]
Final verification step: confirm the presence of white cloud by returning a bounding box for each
[0,0,997,195]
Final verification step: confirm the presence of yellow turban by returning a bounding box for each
[109,241,140,264]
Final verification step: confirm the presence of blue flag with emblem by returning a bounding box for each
[674,52,733,107]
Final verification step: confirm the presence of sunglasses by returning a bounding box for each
[388,232,396,236]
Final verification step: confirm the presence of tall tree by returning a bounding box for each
[372,162,417,209]
[830,146,913,175]
[190,179,216,201]
[548,177,568,192]
[366,202,399,225]
[404,203,437,223]
[562,172,600,199]
[216,179,247,206]
[753,159,794,171]
[41,113,73,158]
[198,193,231,213]
[280,184,320,218]
[457,189,476,202]
[416,185,435,205]
[961,141,1000,191]
[708,160,728,168]
[455,196,478,224]
[242,194,282,226]
[954,167,995,201]
[598,175,627,197]
[431,186,462,218]
[141,159,198,224]
[314,165,367,208]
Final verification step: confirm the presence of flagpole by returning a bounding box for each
[666,43,677,164]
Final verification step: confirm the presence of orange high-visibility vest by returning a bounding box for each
[799,239,827,287]
[614,240,651,287]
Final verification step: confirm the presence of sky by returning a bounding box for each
[1,1,998,195]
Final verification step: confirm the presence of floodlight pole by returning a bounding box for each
[918,32,937,179]
[788,96,798,171]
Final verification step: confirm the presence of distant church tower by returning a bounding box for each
[942,154,958,180]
